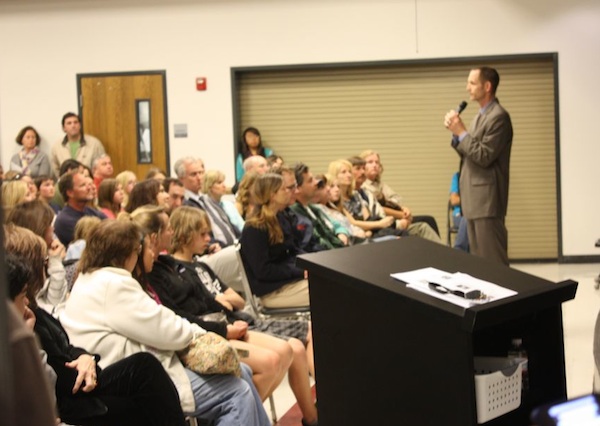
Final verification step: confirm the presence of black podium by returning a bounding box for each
[297,238,577,426]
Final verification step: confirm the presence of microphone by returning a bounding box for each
[456,101,468,115]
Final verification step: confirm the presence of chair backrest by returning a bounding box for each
[234,243,262,317]
[234,243,311,319]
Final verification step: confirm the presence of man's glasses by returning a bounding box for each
[284,183,298,192]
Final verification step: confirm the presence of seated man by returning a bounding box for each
[54,170,106,246]
[357,152,441,243]
[290,163,349,250]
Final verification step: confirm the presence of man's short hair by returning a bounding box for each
[173,157,198,178]
[58,170,78,201]
[476,67,500,94]
[347,156,366,167]
[163,177,184,191]
[92,154,110,172]
[61,112,80,127]
[59,159,83,177]
[293,163,310,187]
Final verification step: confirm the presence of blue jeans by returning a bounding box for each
[453,216,470,252]
[184,363,270,426]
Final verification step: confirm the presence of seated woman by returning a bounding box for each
[60,219,270,426]
[4,225,187,426]
[327,159,401,239]
[2,178,35,217]
[97,178,124,219]
[131,207,282,394]
[156,206,318,425]
[115,170,138,210]
[7,200,68,316]
[203,169,245,234]
[240,173,309,309]
[124,178,169,213]
[235,171,260,220]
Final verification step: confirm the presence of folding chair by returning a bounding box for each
[234,243,310,320]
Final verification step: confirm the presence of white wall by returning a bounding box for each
[1,0,599,257]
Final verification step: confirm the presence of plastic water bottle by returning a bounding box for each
[508,338,529,391]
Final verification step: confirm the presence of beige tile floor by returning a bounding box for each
[265,262,600,423]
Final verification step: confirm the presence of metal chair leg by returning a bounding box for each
[269,394,278,424]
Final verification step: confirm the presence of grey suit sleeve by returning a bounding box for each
[457,109,513,169]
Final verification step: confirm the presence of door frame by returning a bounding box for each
[76,69,171,175]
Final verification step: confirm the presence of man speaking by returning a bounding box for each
[444,67,513,265]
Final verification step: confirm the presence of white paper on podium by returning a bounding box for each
[390,267,517,309]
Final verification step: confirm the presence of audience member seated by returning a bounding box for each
[164,206,318,425]
[97,178,124,219]
[266,154,284,169]
[235,171,260,220]
[201,170,242,247]
[124,178,169,213]
[240,173,310,309]
[7,201,68,315]
[328,159,402,239]
[60,219,270,425]
[236,126,273,183]
[4,232,187,426]
[134,206,286,402]
[359,150,442,241]
[145,167,167,182]
[290,163,349,249]
[163,177,185,213]
[50,159,86,209]
[91,154,113,191]
[50,112,106,178]
[449,171,469,252]
[115,170,138,210]
[274,165,328,254]
[232,155,269,194]
[9,125,52,178]
[203,170,245,233]
[35,175,61,214]
[2,178,34,218]
[176,156,245,292]
[64,216,102,291]
[313,173,370,243]
[54,171,106,246]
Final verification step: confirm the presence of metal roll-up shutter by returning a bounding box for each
[236,55,558,260]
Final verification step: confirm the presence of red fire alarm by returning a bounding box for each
[196,77,207,91]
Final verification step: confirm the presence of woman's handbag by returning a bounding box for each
[177,332,242,377]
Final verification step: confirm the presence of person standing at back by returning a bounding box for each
[444,66,513,265]
[50,112,106,178]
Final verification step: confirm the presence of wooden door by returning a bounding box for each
[78,71,169,179]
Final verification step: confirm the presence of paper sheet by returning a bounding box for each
[390,267,518,308]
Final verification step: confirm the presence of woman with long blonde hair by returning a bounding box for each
[327,159,397,236]
[240,173,309,309]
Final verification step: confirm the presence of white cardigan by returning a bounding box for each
[60,267,204,413]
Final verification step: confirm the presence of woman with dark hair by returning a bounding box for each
[240,173,309,309]
[4,225,187,426]
[97,178,124,219]
[61,219,271,426]
[7,200,68,315]
[124,178,169,213]
[10,126,52,177]
[235,127,274,182]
